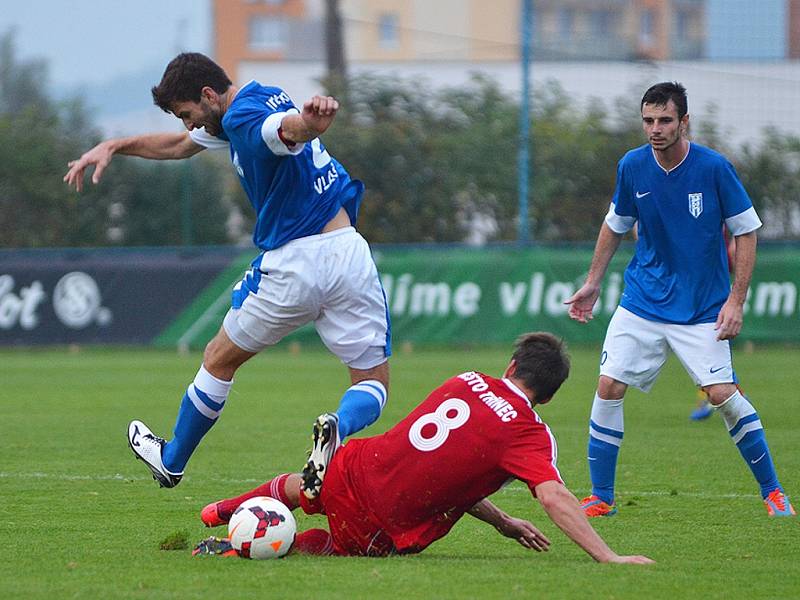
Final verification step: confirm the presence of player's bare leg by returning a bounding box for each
[202,327,258,381]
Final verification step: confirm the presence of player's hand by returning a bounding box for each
[714,298,744,340]
[301,96,339,136]
[63,142,114,192]
[607,555,655,564]
[564,282,601,323]
[495,517,551,552]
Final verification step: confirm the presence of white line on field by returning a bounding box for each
[0,471,761,499]
[0,472,263,485]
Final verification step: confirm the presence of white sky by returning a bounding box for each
[0,0,210,89]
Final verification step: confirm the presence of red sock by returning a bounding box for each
[216,473,292,522]
[294,528,335,556]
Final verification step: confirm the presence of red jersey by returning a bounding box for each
[329,372,562,554]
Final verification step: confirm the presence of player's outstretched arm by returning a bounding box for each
[467,498,551,552]
[279,96,339,144]
[63,132,204,191]
[564,223,623,323]
[534,481,654,564]
[715,231,756,341]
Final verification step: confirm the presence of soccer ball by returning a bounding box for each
[228,496,297,559]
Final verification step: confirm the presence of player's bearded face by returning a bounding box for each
[173,99,223,136]
[199,101,224,136]
[641,101,686,152]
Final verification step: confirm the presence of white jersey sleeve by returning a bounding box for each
[260,108,306,156]
[189,127,230,150]
[604,202,636,234]
[725,207,762,236]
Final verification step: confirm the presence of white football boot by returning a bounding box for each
[127,420,183,488]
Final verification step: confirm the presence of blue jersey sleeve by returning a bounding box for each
[716,159,752,218]
[716,159,762,235]
[605,158,637,233]
[224,87,302,158]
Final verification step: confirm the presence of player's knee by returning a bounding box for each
[704,383,739,406]
[348,351,390,388]
[202,340,215,366]
[202,337,224,370]
[201,331,253,380]
[283,473,303,508]
[598,376,627,399]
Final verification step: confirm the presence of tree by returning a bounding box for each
[325,75,644,243]
[0,29,231,248]
[3,30,797,248]
[526,83,643,241]
[737,129,800,239]
[0,29,106,247]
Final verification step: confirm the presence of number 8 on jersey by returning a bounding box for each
[408,399,470,452]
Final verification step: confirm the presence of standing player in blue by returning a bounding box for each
[64,53,390,497]
[565,82,794,518]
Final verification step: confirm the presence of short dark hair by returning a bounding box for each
[151,53,232,112]
[510,332,570,402]
[641,81,688,120]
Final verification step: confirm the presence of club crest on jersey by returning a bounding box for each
[688,193,703,218]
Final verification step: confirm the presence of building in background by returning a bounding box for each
[214,0,711,80]
[209,0,800,146]
[534,0,704,61]
[213,0,323,73]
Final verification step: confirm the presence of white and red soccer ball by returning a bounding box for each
[228,496,296,559]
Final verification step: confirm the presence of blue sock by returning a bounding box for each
[162,366,232,474]
[336,380,387,439]
[716,390,781,498]
[587,394,624,505]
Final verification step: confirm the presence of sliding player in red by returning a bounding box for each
[196,333,653,563]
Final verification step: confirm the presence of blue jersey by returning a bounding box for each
[605,143,761,324]
[191,81,363,251]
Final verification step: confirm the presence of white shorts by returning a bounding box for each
[599,306,734,392]
[223,227,390,370]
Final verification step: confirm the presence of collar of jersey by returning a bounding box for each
[650,141,691,174]
[230,80,258,106]
[221,80,259,135]
[502,378,533,409]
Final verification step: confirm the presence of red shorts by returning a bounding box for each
[299,445,396,557]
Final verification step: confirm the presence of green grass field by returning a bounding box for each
[2,345,798,599]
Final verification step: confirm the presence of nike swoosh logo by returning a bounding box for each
[709,366,726,374]
[132,425,141,447]
[751,453,766,464]
[588,457,598,461]
[635,191,651,198]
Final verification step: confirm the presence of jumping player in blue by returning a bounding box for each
[64,53,390,498]
[565,82,794,518]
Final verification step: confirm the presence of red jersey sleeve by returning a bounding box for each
[500,416,563,495]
